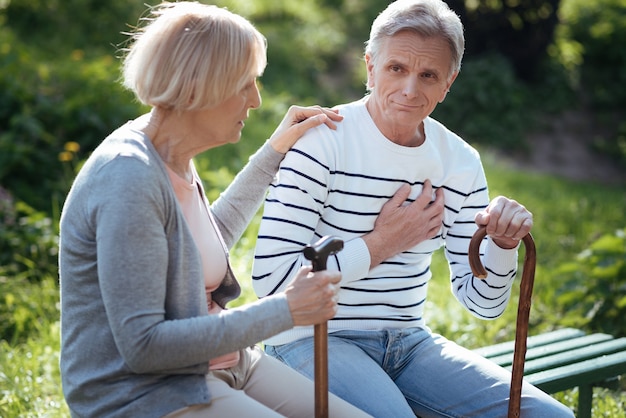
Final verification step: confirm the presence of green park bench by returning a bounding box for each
[474,327,626,418]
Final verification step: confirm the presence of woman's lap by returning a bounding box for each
[164,345,370,418]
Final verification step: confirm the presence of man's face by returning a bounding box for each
[365,31,458,142]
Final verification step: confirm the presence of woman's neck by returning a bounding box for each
[139,108,195,182]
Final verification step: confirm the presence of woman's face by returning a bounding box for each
[189,77,262,148]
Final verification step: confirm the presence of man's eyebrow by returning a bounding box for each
[423,67,441,76]
[387,56,406,64]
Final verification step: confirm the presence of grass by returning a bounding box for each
[1,153,625,417]
[0,288,68,417]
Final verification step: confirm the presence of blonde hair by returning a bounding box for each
[122,1,266,110]
[365,0,464,78]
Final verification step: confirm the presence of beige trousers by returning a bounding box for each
[163,345,371,418]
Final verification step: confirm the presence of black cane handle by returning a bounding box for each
[303,236,344,272]
[303,235,343,418]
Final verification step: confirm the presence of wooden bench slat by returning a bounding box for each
[473,328,585,359]
[477,328,626,417]
[488,333,615,367]
[505,338,626,374]
[525,351,626,394]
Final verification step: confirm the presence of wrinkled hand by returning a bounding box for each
[284,266,341,326]
[268,105,344,154]
[474,196,533,249]
[363,180,444,268]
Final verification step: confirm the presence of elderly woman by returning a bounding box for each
[58,2,370,417]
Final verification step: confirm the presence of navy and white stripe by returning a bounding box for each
[252,98,518,346]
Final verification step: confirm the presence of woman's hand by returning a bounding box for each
[268,105,343,154]
[284,265,341,326]
[474,196,533,249]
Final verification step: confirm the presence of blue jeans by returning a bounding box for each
[266,328,574,418]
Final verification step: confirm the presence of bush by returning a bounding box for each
[0,187,58,282]
[0,187,60,343]
[556,0,626,109]
[554,228,626,338]
[2,0,147,58]
[550,0,626,167]
[430,54,531,150]
[0,28,142,212]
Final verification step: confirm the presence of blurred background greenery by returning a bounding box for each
[1,0,625,416]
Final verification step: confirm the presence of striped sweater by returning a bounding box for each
[252,98,519,346]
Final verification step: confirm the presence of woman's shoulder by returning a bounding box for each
[90,123,158,168]
[293,99,366,149]
[78,123,167,195]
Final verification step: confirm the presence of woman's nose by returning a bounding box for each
[249,82,262,109]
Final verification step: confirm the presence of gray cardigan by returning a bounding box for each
[59,122,293,417]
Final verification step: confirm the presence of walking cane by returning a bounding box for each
[468,226,536,418]
[303,235,344,418]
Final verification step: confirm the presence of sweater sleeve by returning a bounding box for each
[444,162,519,320]
[211,141,284,249]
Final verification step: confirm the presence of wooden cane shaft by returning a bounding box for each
[468,227,536,418]
[314,322,329,418]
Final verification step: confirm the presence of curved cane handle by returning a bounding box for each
[468,226,536,418]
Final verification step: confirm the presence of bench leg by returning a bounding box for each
[577,384,593,418]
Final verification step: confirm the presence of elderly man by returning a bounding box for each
[252,0,574,416]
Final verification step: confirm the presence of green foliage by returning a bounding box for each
[554,228,626,337]
[0,187,61,343]
[0,274,60,345]
[2,0,148,57]
[551,0,626,167]
[449,0,561,82]
[0,316,68,418]
[432,54,532,150]
[0,188,58,283]
[556,0,626,109]
[214,0,377,104]
[432,53,577,150]
[0,27,142,211]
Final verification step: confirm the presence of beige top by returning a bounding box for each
[166,163,239,369]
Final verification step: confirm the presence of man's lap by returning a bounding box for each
[265,328,574,418]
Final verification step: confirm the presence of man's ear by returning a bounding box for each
[439,71,459,103]
[365,53,375,90]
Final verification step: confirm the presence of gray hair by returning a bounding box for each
[122,1,266,111]
[365,0,464,77]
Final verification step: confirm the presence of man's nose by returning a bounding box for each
[402,76,420,98]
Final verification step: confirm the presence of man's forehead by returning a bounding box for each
[380,33,452,64]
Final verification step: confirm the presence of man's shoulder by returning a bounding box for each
[293,99,365,148]
[425,117,480,158]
